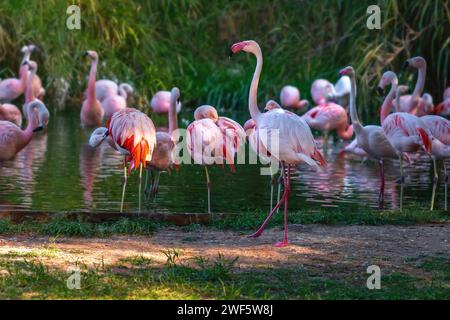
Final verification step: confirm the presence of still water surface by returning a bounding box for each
[0,109,446,214]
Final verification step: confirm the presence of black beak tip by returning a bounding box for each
[376,87,384,96]
[402,61,409,70]
[83,51,89,57]
[21,60,28,66]
[228,50,234,58]
[33,126,43,132]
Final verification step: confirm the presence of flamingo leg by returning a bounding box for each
[399,156,404,211]
[248,163,287,238]
[151,171,161,204]
[276,171,282,213]
[120,157,128,213]
[138,163,143,213]
[269,166,274,211]
[144,167,151,200]
[205,166,211,214]
[275,164,290,247]
[431,159,438,211]
[378,160,385,209]
[444,162,448,211]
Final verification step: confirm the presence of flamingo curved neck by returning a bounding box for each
[409,63,426,113]
[169,93,178,135]
[248,46,263,123]
[380,77,398,123]
[25,69,36,103]
[87,58,98,103]
[348,74,361,126]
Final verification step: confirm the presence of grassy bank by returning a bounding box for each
[0,0,448,121]
[0,250,448,299]
[0,206,448,237]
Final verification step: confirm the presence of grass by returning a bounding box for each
[0,251,448,299]
[0,0,448,122]
[0,206,448,237]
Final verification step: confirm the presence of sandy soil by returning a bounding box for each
[1,224,449,276]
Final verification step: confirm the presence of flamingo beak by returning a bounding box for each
[376,86,384,96]
[33,126,43,132]
[21,60,29,66]
[83,51,89,58]
[402,61,410,71]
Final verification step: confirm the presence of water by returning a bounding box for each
[0,108,446,214]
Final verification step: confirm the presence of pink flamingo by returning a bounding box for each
[378,71,432,210]
[433,87,450,116]
[310,79,332,105]
[187,104,245,214]
[340,66,400,208]
[0,100,43,161]
[89,108,156,212]
[0,64,28,104]
[279,85,309,111]
[20,45,45,99]
[81,51,104,128]
[323,75,352,110]
[95,80,118,102]
[150,90,182,114]
[420,115,450,210]
[22,61,49,129]
[145,87,180,200]
[338,138,368,159]
[230,40,326,247]
[301,102,354,145]
[101,83,133,118]
[0,103,22,127]
[393,56,432,116]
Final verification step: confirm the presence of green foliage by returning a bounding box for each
[0,0,447,122]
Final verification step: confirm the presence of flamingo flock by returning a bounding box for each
[0,40,449,247]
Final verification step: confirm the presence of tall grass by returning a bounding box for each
[0,0,448,122]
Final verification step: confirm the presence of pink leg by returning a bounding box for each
[275,165,290,247]
[378,160,385,209]
[248,163,287,239]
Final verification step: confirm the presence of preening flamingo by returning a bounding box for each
[150,90,182,114]
[310,79,332,105]
[378,71,432,210]
[393,56,432,116]
[280,85,309,111]
[89,108,156,212]
[0,103,22,127]
[0,100,43,161]
[230,40,326,247]
[0,62,27,104]
[20,45,45,99]
[434,87,450,116]
[81,51,104,128]
[323,75,351,110]
[22,61,49,129]
[420,115,450,210]
[338,138,368,159]
[187,104,245,214]
[101,83,133,118]
[340,66,400,208]
[145,87,180,201]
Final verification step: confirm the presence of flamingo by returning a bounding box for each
[0,100,43,161]
[81,51,104,128]
[101,83,133,118]
[323,75,352,110]
[150,90,182,114]
[338,138,368,159]
[187,105,245,214]
[434,87,450,116]
[95,80,118,102]
[279,85,309,111]
[301,102,354,145]
[89,108,156,212]
[21,61,49,129]
[340,66,400,208]
[20,45,45,99]
[310,79,332,105]
[145,87,180,201]
[420,114,450,210]
[393,56,432,116]
[230,40,326,247]
[0,103,22,127]
[378,71,432,210]
[0,61,28,103]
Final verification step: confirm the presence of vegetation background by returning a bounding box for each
[0,0,448,122]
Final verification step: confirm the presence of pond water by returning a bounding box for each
[0,108,447,214]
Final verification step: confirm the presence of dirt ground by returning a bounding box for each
[1,224,449,276]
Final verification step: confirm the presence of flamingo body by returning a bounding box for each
[0,103,22,127]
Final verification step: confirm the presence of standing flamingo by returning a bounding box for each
[310,79,332,105]
[378,70,432,210]
[20,45,45,99]
[420,115,450,210]
[0,100,43,161]
[81,51,104,128]
[89,108,156,212]
[393,56,432,116]
[21,61,49,129]
[0,103,22,127]
[145,87,180,201]
[323,75,352,110]
[230,40,326,247]
[279,85,309,111]
[150,90,182,114]
[340,66,402,208]
[187,105,245,214]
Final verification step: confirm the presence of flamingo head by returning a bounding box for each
[377,71,398,95]
[170,87,181,109]
[229,40,258,56]
[280,85,300,107]
[243,118,256,132]
[194,105,219,122]
[22,60,37,72]
[422,93,434,113]
[264,100,282,112]
[403,56,426,70]
[396,85,410,98]
[83,50,98,61]
[21,46,30,54]
[339,66,355,77]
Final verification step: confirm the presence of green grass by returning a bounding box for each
[0,206,448,237]
[0,252,448,299]
[0,0,447,122]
